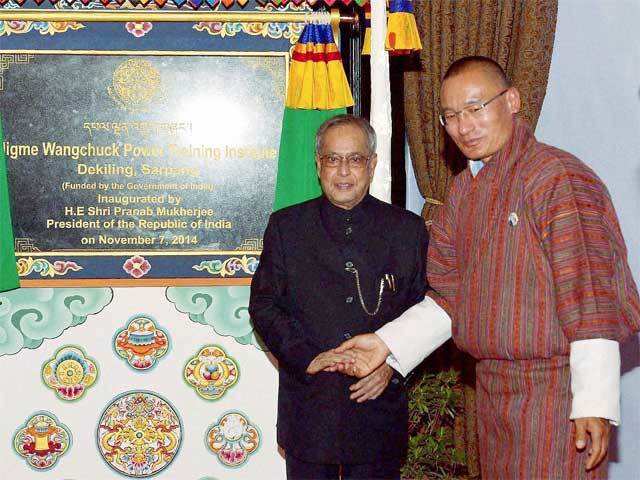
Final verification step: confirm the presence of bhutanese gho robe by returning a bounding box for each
[426,118,640,479]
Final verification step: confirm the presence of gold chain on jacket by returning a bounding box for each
[345,266,384,316]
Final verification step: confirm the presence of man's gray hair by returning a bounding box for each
[315,114,377,155]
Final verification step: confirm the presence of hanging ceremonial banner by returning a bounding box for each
[1,50,287,285]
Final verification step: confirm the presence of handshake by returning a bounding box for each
[304,333,394,403]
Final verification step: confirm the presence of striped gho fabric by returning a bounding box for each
[426,118,640,478]
[476,357,607,479]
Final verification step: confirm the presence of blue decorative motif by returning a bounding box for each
[0,288,113,356]
[166,286,265,350]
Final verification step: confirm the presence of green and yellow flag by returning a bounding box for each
[0,116,19,292]
[273,23,354,211]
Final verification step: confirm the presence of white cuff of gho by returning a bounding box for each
[385,353,404,375]
[377,296,452,377]
[569,338,620,425]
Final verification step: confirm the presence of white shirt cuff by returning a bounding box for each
[377,296,452,377]
[570,338,620,425]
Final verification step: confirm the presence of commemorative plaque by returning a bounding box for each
[1,51,287,285]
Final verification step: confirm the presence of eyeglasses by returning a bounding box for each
[319,153,370,169]
[439,88,510,126]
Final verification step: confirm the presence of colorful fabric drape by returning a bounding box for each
[0,116,19,292]
[361,3,371,55]
[285,23,353,110]
[362,1,422,56]
[385,0,422,55]
[273,22,353,211]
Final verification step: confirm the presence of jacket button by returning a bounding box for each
[345,296,354,303]
[391,378,400,385]
[343,332,352,339]
[345,226,353,235]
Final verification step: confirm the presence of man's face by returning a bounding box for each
[440,68,520,162]
[316,123,377,210]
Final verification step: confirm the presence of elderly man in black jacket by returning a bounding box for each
[249,115,428,480]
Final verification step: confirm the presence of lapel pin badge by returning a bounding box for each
[508,212,519,227]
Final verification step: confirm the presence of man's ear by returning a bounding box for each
[368,154,378,180]
[507,87,521,114]
[315,155,322,177]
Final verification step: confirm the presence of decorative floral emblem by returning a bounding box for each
[184,345,238,400]
[42,346,98,401]
[108,58,162,113]
[114,315,169,371]
[206,412,260,467]
[125,21,153,38]
[13,412,71,471]
[97,391,182,478]
[123,255,151,278]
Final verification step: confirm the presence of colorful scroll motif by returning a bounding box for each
[16,257,82,277]
[192,255,259,277]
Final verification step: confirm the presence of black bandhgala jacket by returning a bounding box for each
[249,194,428,465]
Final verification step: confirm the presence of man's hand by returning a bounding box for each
[574,417,611,471]
[348,363,393,403]
[330,333,391,378]
[306,350,354,375]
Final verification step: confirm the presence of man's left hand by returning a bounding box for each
[348,363,393,403]
[574,416,611,471]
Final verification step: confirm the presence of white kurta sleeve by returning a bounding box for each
[569,338,621,425]
[376,296,452,377]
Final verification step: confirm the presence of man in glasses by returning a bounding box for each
[249,114,429,479]
[332,56,640,479]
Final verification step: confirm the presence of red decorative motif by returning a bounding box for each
[206,412,260,467]
[53,260,81,274]
[13,412,72,471]
[125,21,153,37]
[122,255,151,278]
